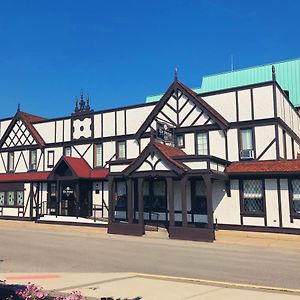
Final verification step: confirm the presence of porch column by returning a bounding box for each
[181,177,188,227]
[35,183,40,218]
[108,178,115,224]
[203,176,213,229]
[29,183,34,218]
[167,177,175,227]
[138,178,144,226]
[75,181,80,218]
[56,180,60,217]
[126,179,133,224]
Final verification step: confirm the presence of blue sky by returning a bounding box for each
[0,0,299,118]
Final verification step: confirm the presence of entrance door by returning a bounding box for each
[61,184,76,216]
[143,179,167,223]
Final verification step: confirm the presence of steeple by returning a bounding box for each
[72,90,94,115]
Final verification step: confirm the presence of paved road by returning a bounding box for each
[0,221,300,290]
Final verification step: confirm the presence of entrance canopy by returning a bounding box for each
[48,156,109,180]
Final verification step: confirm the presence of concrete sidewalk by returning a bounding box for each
[1,272,300,300]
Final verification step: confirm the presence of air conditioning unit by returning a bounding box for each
[240,149,254,160]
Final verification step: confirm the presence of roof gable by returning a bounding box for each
[136,80,228,139]
[48,156,109,179]
[124,142,188,176]
[0,111,46,149]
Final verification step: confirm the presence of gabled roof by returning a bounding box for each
[124,142,189,176]
[0,111,46,148]
[136,79,228,139]
[49,156,109,179]
[226,160,300,175]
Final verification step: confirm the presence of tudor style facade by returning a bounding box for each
[1,69,300,241]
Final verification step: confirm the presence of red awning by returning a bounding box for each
[0,172,50,182]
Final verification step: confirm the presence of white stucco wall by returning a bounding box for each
[253,86,274,119]
[214,179,240,225]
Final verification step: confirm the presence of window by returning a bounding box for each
[117,141,126,160]
[242,180,264,214]
[8,152,14,172]
[241,128,253,150]
[63,146,72,156]
[196,132,208,155]
[30,149,37,170]
[176,135,185,148]
[94,143,103,167]
[47,151,55,168]
[0,191,24,207]
[191,180,207,214]
[291,180,300,214]
[0,192,4,206]
[115,181,127,211]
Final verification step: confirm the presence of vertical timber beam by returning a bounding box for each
[108,177,115,224]
[127,179,133,224]
[181,176,188,227]
[167,177,175,227]
[138,178,144,227]
[203,175,213,230]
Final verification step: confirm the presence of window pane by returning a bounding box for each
[292,180,300,213]
[118,141,126,159]
[195,181,206,196]
[7,191,15,206]
[177,135,184,147]
[241,129,253,150]
[8,152,14,171]
[197,133,208,155]
[95,144,103,166]
[64,147,71,156]
[30,150,37,169]
[0,192,4,206]
[16,191,24,206]
[243,180,264,213]
[153,181,165,197]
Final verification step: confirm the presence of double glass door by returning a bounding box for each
[143,179,167,221]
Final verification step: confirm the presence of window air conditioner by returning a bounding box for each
[240,149,254,160]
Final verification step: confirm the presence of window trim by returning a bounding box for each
[93,143,103,168]
[239,179,266,218]
[116,140,127,160]
[29,149,38,171]
[47,150,55,168]
[195,131,209,156]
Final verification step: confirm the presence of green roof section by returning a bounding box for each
[146,58,300,107]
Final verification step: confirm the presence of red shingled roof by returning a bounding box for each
[226,160,300,174]
[0,172,50,182]
[19,111,47,147]
[63,156,109,179]
[152,142,188,171]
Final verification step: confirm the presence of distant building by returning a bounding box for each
[0,64,300,242]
